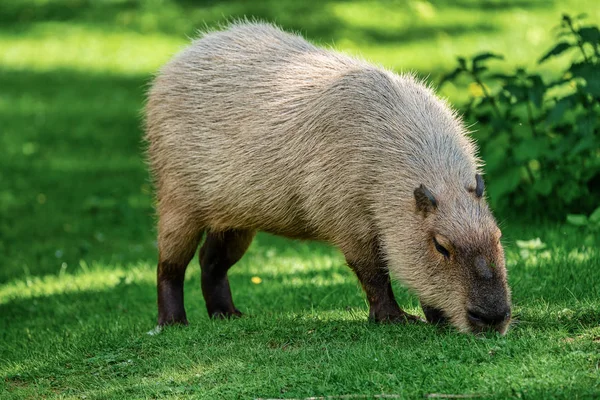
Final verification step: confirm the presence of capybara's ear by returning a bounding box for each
[475,174,485,198]
[414,184,437,215]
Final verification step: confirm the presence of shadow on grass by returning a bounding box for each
[0,67,154,283]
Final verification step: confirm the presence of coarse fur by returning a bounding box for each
[145,21,511,334]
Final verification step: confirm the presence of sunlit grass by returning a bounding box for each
[0,263,151,304]
[0,23,184,74]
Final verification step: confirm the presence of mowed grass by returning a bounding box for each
[2,226,600,398]
[1,0,600,398]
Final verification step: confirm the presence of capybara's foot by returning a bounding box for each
[398,312,427,324]
[210,308,243,319]
[158,313,189,326]
[371,309,426,324]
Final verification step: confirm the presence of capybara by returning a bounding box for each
[145,22,511,334]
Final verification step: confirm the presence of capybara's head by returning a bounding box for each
[412,174,511,334]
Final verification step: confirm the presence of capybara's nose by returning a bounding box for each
[467,307,510,328]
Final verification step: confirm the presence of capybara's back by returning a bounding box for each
[146,22,511,334]
[147,23,382,242]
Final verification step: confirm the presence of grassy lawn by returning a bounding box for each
[1,0,599,398]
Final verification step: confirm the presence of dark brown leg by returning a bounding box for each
[200,229,255,318]
[347,259,423,323]
[156,210,203,326]
[421,303,448,324]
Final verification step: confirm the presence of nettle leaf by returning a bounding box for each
[570,61,594,78]
[483,133,511,171]
[489,73,515,81]
[497,90,515,106]
[573,134,595,156]
[556,176,585,204]
[439,67,464,86]
[512,121,533,140]
[570,62,600,97]
[589,206,600,225]
[504,84,527,101]
[477,97,507,117]
[513,138,546,162]
[571,135,596,156]
[546,77,572,89]
[578,26,600,45]
[486,131,511,148]
[472,52,504,66]
[567,214,589,226]
[528,75,546,108]
[546,96,573,125]
[538,42,573,64]
[472,65,488,74]
[533,179,553,195]
[487,166,522,200]
[584,234,597,246]
[576,113,596,137]
[514,68,528,81]
[490,116,512,132]
[562,14,573,25]
[553,130,579,156]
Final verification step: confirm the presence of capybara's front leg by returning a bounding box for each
[348,259,423,323]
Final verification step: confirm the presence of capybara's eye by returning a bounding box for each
[433,236,450,258]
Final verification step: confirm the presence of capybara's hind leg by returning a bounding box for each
[156,210,203,326]
[200,229,255,318]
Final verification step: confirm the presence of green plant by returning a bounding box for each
[441,14,600,217]
[566,205,600,245]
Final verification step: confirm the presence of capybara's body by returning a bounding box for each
[146,22,511,334]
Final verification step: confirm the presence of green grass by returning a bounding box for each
[1,0,599,398]
[1,227,599,399]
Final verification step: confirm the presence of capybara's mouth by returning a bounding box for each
[421,304,448,325]
[466,307,511,334]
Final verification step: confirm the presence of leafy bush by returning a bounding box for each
[441,14,599,218]
[566,205,600,246]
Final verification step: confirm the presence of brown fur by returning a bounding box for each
[145,22,511,334]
